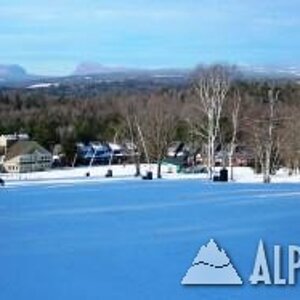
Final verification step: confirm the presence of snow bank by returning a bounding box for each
[1,163,200,187]
[0,165,299,187]
[27,83,59,89]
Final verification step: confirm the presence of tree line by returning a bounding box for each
[0,65,299,181]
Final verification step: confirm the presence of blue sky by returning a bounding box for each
[1,0,299,75]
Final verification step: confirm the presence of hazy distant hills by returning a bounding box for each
[0,64,28,81]
[72,62,190,82]
[0,64,43,86]
[0,62,191,88]
[240,65,300,80]
[0,62,300,88]
[73,62,131,75]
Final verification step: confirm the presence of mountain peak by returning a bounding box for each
[73,62,127,76]
[0,64,27,79]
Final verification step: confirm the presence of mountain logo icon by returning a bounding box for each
[182,239,243,285]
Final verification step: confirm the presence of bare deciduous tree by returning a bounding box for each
[140,91,179,178]
[278,105,300,175]
[244,84,281,183]
[193,65,232,179]
[263,88,280,183]
[118,96,144,176]
[228,88,241,181]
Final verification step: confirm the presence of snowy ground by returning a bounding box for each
[1,180,300,299]
[0,164,299,186]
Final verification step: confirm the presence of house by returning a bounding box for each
[214,145,255,167]
[167,142,186,158]
[0,133,29,155]
[3,141,52,173]
[107,143,126,164]
[231,148,255,167]
[166,141,197,167]
[76,141,127,165]
[76,142,111,165]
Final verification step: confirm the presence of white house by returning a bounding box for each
[4,140,52,173]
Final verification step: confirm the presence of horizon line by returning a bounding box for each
[1,61,300,77]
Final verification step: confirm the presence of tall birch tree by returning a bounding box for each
[194,65,232,179]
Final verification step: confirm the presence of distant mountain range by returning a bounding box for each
[0,62,300,88]
[0,63,190,88]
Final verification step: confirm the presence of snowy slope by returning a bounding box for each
[1,180,300,300]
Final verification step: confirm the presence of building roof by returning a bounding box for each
[5,141,50,161]
[108,143,122,151]
[0,133,29,141]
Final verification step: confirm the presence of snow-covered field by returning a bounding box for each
[1,163,204,186]
[1,164,299,186]
[1,179,300,299]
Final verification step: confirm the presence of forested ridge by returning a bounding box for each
[0,68,300,177]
